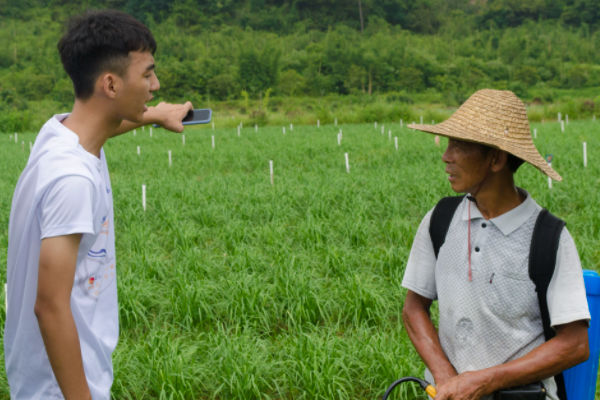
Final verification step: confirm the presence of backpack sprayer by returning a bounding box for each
[382,378,548,399]
[381,377,436,399]
[381,270,600,400]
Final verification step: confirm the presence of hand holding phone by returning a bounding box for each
[153,108,212,128]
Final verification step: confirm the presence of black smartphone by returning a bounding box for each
[153,108,212,128]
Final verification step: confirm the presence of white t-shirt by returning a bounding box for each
[5,114,118,400]
[402,191,590,400]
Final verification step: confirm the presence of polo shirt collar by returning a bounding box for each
[461,188,540,236]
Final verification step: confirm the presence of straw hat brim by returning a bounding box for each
[406,90,563,182]
[408,122,562,181]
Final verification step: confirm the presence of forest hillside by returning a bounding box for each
[1,0,600,131]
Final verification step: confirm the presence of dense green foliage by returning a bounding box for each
[1,120,599,398]
[2,1,600,132]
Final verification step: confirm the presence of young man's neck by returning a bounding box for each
[471,172,525,220]
[62,98,122,158]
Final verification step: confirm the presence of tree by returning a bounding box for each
[279,70,305,96]
[238,44,281,96]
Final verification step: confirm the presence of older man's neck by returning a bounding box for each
[473,172,525,220]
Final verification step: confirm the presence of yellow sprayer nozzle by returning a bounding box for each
[425,385,437,397]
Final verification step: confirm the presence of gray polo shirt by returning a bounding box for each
[402,189,590,400]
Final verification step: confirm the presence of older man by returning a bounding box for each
[401,90,590,400]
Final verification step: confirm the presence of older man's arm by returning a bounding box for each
[403,290,459,387]
[111,101,193,137]
[434,320,589,400]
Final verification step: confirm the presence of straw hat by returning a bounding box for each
[408,89,561,181]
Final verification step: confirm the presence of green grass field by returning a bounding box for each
[0,119,599,399]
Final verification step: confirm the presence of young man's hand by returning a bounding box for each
[147,101,194,133]
[112,101,194,137]
[433,370,492,400]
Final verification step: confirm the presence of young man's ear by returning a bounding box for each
[100,73,120,100]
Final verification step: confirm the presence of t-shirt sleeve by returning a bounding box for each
[402,209,438,300]
[39,176,96,239]
[547,228,591,327]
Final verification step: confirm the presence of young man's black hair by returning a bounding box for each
[58,10,157,99]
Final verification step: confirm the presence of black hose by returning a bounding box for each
[382,376,432,400]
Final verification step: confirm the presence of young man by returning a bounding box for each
[5,10,192,399]
[401,90,590,400]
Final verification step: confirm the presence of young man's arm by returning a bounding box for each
[402,290,458,386]
[433,320,588,400]
[35,234,92,400]
[111,101,193,137]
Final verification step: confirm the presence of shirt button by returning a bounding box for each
[475,247,480,252]
[482,223,487,228]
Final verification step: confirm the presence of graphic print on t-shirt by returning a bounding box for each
[75,216,116,300]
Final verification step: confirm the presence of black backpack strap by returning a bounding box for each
[529,208,567,400]
[429,195,465,259]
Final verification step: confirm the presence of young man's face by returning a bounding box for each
[116,50,160,123]
[442,138,493,194]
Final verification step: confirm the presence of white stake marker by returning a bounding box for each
[283,127,286,134]
[558,112,561,122]
[290,124,293,131]
[420,116,423,124]
[133,129,136,136]
[168,150,172,167]
[548,162,552,189]
[238,126,241,136]
[240,122,243,129]
[566,115,569,124]
[29,142,32,151]
[21,141,24,151]
[255,125,258,132]
[335,118,337,126]
[534,129,537,138]
[432,120,434,124]
[561,121,565,132]
[150,127,153,137]
[142,126,145,131]
[400,119,403,128]
[142,185,146,211]
[137,146,140,155]
[345,153,350,173]
[395,137,398,150]
[317,119,320,127]
[212,122,215,130]
[339,129,342,139]
[269,160,274,185]
[9,134,12,140]
[212,136,215,149]
[338,133,341,145]
[381,126,384,134]
[583,142,587,167]
[183,134,185,146]
[389,130,391,141]
[15,132,17,143]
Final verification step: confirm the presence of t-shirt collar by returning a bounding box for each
[461,188,539,236]
[51,113,103,171]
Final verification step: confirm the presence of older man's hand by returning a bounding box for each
[148,101,194,133]
[433,370,492,400]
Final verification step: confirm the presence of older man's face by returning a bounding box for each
[442,138,493,194]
